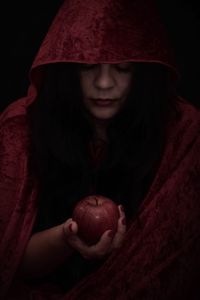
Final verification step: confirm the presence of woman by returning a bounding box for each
[0,0,200,299]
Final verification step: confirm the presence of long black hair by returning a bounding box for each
[28,62,179,231]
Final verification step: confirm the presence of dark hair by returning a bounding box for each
[28,62,179,231]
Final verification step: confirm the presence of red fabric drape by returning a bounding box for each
[1,0,200,299]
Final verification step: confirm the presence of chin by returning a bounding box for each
[90,108,119,121]
[93,113,117,121]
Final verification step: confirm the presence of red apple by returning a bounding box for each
[72,195,119,245]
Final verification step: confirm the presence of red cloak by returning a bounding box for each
[1,0,200,299]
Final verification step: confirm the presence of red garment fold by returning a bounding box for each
[1,97,200,299]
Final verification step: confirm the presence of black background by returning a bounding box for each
[1,0,200,112]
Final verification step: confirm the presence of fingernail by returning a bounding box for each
[120,205,124,212]
[69,223,73,232]
[121,218,126,225]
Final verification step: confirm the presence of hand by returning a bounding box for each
[62,205,126,260]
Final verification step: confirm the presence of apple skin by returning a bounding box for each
[72,195,119,245]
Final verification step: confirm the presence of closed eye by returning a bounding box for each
[114,63,133,73]
[78,63,133,73]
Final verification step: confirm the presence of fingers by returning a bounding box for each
[111,205,126,249]
[78,205,127,259]
[118,204,126,219]
[63,218,78,236]
[63,219,86,249]
[73,229,114,260]
[63,219,86,247]
[85,230,114,259]
[63,219,113,260]
[62,204,127,260]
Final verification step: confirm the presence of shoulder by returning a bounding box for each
[0,99,35,230]
[0,100,37,275]
[176,97,200,127]
[161,97,200,178]
[0,97,31,141]
[167,97,200,143]
[0,98,32,179]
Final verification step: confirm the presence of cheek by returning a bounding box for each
[120,77,133,96]
[80,77,92,97]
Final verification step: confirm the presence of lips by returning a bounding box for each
[91,98,118,106]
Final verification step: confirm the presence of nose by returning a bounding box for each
[94,64,115,90]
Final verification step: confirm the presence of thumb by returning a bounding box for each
[63,218,78,237]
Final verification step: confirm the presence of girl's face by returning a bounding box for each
[79,63,134,121]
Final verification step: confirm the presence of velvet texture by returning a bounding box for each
[1,0,200,299]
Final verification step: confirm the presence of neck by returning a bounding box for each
[83,110,109,142]
[93,119,108,142]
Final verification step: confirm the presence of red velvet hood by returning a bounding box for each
[28,0,178,98]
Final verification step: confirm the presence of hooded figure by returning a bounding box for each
[0,0,200,299]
